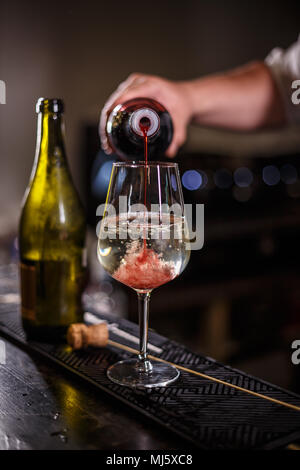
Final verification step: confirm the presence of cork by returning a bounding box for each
[67,323,109,350]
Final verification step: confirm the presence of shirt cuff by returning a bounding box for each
[265,35,300,124]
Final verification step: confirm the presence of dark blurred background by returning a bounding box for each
[1,0,300,392]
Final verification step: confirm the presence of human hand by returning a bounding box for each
[99,73,193,157]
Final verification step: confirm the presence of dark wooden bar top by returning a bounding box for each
[0,337,192,450]
[1,264,300,451]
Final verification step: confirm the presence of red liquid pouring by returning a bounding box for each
[112,117,175,291]
[140,118,150,251]
[139,116,150,164]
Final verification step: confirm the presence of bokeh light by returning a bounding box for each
[262,165,280,186]
[280,164,298,185]
[234,167,253,188]
[182,170,202,190]
[199,171,208,188]
[232,186,252,202]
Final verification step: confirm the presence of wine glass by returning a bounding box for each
[97,162,190,388]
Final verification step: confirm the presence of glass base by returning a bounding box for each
[107,358,180,388]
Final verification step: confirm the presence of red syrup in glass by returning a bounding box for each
[113,244,175,290]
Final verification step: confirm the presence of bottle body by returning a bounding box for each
[19,98,86,341]
[106,98,173,160]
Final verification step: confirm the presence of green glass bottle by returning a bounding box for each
[19,98,86,342]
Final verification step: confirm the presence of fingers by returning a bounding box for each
[165,141,178,158]
[107,77,160,113]
[100,74,160,154]
[99,107,112,154]
[99,73,189,158]
[165,122,187,158]
[105,74,145,111]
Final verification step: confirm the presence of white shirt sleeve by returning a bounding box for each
[265,35,300,124]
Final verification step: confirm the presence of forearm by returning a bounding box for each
[179,61,286,131]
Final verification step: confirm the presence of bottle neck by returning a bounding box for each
[35,111,66,161]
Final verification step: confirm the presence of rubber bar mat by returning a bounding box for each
[0,305,300,450]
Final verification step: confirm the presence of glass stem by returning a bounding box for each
[137,292,153,374]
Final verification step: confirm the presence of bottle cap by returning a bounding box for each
[130,107,160,137]
[36,98,64,113]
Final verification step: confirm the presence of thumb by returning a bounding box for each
[165,140,178,158]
